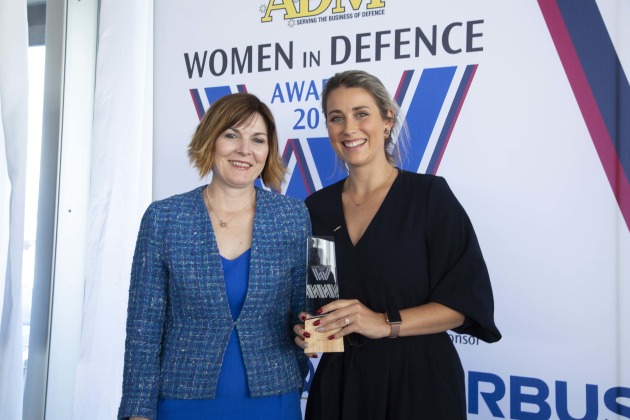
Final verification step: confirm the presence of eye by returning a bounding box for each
[224,131,238,139]
[252,137,267,144]
[355,111,368,119]
[328,115,343,123]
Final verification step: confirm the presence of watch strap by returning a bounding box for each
[386,309,402,338]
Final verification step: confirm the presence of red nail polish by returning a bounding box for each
[313,320,320,326]
[316,308,323,315]
[301,315,306,321]
[303,332,311,338]
[310,354,318,358]
[328,335,336,340]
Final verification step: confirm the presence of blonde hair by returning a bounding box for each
[321,70,409,166]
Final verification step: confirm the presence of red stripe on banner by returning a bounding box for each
[538,0,630,229]
[394,70,413,102]
[282,138,315,195]
[189,89,205,120]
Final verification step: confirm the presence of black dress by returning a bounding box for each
[304,170,501,420]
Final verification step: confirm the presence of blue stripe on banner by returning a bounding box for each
[556,0,630,181]
[394,70,414,108]
[401,67,457,173]
[203,86,233,109]
[427,65,477,175]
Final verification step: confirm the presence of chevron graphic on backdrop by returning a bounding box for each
[539,0,630,231]
[189,65,477,199]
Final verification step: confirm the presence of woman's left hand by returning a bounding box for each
[314,299,390,340]
[293,312,318,358]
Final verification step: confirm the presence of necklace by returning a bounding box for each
[205,186,254,228]
[346,166,396,207]
[347,189,365,207]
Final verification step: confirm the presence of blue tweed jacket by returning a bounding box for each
[118,186,310,420]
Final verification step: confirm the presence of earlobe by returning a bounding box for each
[385,111,395,135]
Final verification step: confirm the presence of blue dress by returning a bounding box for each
[156,249,302,419]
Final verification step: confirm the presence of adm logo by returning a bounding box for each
[260,0,385,22]
[189,65,477,200]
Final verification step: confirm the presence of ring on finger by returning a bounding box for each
[344,316,350,326]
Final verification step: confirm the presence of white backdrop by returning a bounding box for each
[151,1,630,418]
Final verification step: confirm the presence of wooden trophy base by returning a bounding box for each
[304,318,345,353]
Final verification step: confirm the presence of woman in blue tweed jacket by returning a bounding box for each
[118,93,311,420]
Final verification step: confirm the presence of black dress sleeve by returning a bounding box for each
[425,176,501,343]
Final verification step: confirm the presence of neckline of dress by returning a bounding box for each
[220,247,252,263]
[339,168,401,247]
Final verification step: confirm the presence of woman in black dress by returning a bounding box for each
[294,70,501,419]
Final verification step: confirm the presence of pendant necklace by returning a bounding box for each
[346,166,396,207]
[205,186,254,228]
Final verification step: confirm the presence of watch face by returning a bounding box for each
[387,309,402,324]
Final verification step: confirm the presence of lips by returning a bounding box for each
[342,139,367,148]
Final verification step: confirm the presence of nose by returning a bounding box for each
[342,119,358,135]
[236,139,251,155]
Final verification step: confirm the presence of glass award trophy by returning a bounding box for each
[304,236,344,353]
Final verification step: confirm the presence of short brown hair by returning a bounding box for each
[188,93,286,191]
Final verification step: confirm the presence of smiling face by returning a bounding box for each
[211,113,269,189]
[325,86,394,170]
